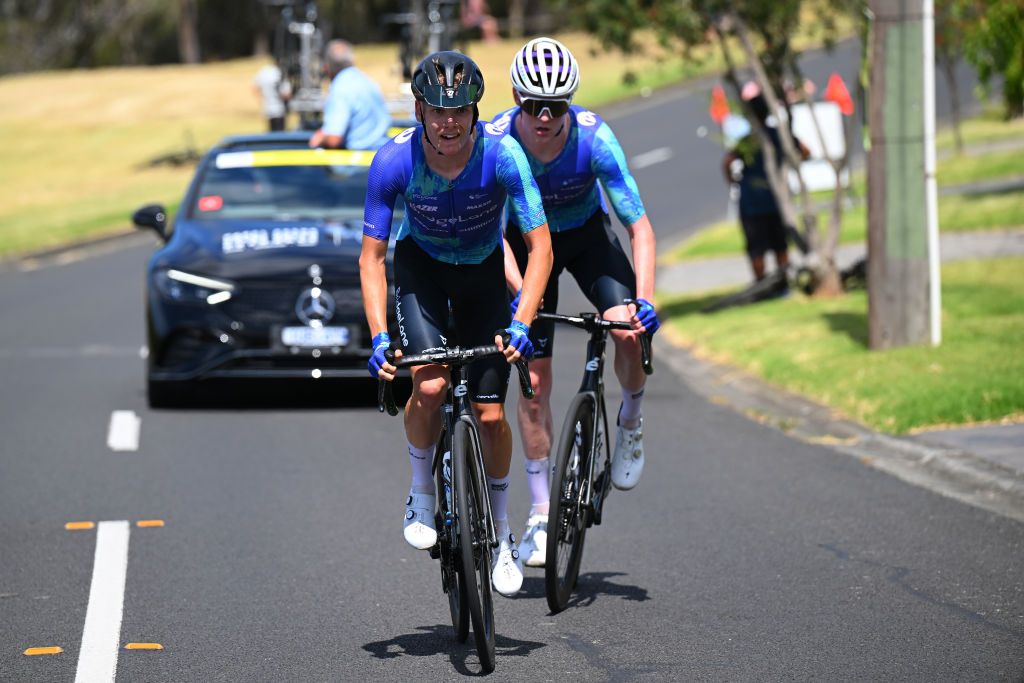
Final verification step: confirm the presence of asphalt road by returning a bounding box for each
[2,44,1021,682]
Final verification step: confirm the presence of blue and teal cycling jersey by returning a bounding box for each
[487,105,646,233]
[363,122,547,264]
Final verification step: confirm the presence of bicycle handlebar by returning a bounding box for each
[536,303,654,375]
[377,333,535,415]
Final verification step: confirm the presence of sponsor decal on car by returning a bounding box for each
[221,227,320,254]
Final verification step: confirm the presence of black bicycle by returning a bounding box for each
[541,306,653,613]
[378,338,533,673]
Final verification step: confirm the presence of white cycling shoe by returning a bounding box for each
[491,533,524,597]
[403,491,437,550]
[519,514,548,568]
[611,418,645,490]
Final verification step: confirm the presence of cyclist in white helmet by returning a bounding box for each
[491,37,660,568]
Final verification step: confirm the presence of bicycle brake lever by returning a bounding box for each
[378,346,400,416]
[639,332,654,376]
[515,359,535,400]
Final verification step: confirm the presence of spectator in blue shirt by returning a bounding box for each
[309,40,392,150]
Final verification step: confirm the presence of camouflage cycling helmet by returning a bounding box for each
[510,37,579,98]
[411,51,485,121]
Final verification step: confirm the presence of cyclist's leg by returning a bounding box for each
[562,212,643,406]
[507,223,565,511]
[449,245,523,593]
[394,238,456,547]
[565,213,647,489]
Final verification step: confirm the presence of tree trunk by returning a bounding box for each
[727,12,841,295]
[508,0,525,39]
[939,54,963,154]
[178,0,200,65]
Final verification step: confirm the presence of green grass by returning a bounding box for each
[663,136,1024,265]
[936,149,1024,187]
[0,9,857,259]
[660,257,1024,433]
[662,190,1024,264]
[936,109,1024,151]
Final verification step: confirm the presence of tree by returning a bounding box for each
[177,0,200,64]
[958,0,1024,119]
[935,0,966,153]
[572,0,857,295]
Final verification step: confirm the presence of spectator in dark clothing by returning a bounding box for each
[722,88,809,281]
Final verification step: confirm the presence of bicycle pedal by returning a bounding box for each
[428,544,441,560]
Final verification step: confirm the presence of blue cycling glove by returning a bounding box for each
[634,298,660,336]
[368,332,392,378]
[504,320,534,359]
[509,288,522,317]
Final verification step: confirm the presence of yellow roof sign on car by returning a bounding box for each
[215,148,378,170]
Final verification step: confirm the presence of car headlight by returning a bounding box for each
[154,268,236,305]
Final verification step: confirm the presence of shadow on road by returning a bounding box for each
[145,377,412,411]
[362,624,545,676]
[567,571,651,610]
[517,571,650,612]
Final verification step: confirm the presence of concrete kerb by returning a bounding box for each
[658,328,1024,524]
[0,228,152,274]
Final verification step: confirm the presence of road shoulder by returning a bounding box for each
[660,327,1024,524]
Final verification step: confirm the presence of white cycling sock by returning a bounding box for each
[408,443,435,494]
[619,386,645,429]
[525,457,550,516]
[487,475,510,537]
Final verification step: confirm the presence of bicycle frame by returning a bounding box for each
[538,310,653,512]
[439,363,497,551]
[571,314,614,510]
[378,343,535,548]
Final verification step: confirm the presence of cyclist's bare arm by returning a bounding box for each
[359,234,398,378]
[625,213,656,301]
[514,223,552,327]
[502,236,524,293]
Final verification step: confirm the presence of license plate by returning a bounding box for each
[281,326,349,348]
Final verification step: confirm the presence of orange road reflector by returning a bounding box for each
[125,643,163,650]
[65,522,95,531]
[136,520,165,528]
[24,646,63,656]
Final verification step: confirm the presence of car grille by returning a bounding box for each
[225,282,365,329]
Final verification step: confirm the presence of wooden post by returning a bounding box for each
[867,0,940,349]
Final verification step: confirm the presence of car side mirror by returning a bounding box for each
[132,204,168,241]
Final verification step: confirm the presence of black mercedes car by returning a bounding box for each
[133,131,405,407]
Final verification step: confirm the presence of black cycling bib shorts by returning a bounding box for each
[393,237,512,403]
[506,209,635,359]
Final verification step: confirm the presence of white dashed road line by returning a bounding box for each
[631,146,674,170]
[75,520,130,683]
[107,411,141,452]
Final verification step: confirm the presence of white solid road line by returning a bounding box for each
[107,411,141,452]
[75,520,131,683]
[631,146,674,170]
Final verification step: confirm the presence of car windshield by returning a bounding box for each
[191,151,399,222]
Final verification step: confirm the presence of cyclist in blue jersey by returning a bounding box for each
[493,38,661,568]
[360,51,553,597]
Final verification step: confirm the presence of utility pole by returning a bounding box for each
[867,0,941,349]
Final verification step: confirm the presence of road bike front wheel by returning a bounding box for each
[434,434,468,643]
[545,391,596,614]
[454,420,496,672]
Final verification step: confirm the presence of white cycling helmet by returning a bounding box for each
[510,37,580,98]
